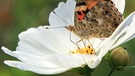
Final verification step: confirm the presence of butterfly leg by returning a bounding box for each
[76,39,87,48]
[69,31,87,50]
[69,31,81,49]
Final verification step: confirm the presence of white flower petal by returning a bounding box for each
[112,0,125,14]
[87,58,101,69]
[4,61,69,74]
[1,46,15,57]
[18,27,58,55]
[10,51,63,68]
[47,54,98,68]
[49,0,75,27]
[16,26,81,56]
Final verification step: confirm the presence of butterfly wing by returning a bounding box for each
[74,0,123,39]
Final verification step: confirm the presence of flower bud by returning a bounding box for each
[109,47,129,67]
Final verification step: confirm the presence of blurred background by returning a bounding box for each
[0,0,135,76]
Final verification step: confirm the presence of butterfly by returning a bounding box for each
[66,0,124,39]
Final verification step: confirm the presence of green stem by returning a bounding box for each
[108,68,115,76]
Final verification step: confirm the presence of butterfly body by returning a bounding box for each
[66,0,124,39]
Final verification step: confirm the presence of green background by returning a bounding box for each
[0,0,135,76]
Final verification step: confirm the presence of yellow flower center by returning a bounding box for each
[69,44,95,54]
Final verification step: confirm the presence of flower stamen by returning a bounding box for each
[69,44,95,54]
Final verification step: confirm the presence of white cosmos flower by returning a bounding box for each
[1,0,135,75]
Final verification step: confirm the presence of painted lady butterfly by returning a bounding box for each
[66,0,124,39]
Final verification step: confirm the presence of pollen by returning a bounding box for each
[69,44,95,55]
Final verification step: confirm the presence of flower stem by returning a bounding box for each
[108,68,115,76]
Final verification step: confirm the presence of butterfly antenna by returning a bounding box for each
[45,11,72,29]
[53,11,71,25]
[45,26,66,29]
